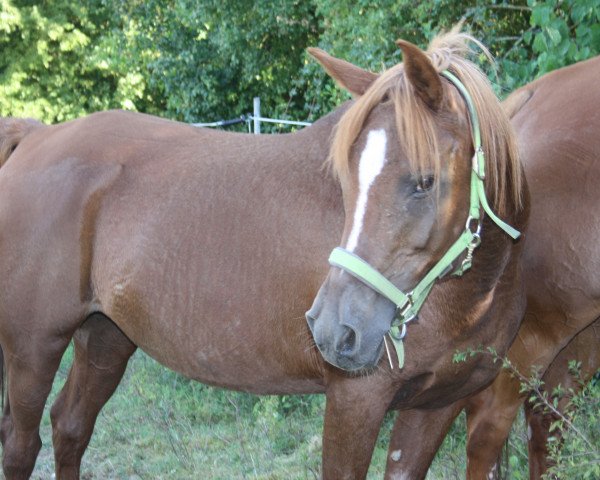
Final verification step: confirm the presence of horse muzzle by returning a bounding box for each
[305,282,393,371]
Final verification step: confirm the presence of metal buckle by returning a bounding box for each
[392,292,419,341]
[394,293,414,323]
[472,146,485,180]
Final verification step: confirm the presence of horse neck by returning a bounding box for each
[432,171,530,338]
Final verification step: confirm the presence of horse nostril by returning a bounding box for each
[336,325,358,357]
[305,311,317,331]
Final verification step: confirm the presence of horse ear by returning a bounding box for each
[396,39,443,111]
[307,47,378,97]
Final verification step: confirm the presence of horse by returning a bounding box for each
[384,55,600,480]
[0,30,528,479]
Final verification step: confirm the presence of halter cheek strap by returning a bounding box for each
[328,70,520,369]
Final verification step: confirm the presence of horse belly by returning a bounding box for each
[103,277,326,394]
[92,200,329,395]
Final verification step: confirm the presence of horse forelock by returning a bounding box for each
[329,28,523,217]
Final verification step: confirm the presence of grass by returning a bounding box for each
[24,345,599,479]
[34,347,323,479]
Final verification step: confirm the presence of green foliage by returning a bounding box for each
[104,0,321,125]
[0,0,150,121]
[1,1,599,125]
[541,363,600,480]
[528,0,600,75]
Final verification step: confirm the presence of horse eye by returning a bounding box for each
[415,174,434,194]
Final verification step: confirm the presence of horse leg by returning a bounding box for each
[322,370,396,479]
[384,401,465,479]
[0,332,74,479]
[526,319,600,479]
[50,314,136,480]
[463,370,523,480]
[525,400,558,480]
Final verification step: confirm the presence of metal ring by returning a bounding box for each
[465,216,482,236]
[389,323,407,341]
[398,323,407,340]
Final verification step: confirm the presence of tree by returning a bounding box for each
[1,1,598,125]
[110,0,321,125]
[0,0,151,122]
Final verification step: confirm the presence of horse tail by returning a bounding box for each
[0,117,45,167]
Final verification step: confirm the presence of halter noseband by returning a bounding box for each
[328,70,520,369]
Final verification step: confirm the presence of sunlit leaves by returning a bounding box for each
[1,1,598,127]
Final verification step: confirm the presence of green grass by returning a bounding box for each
[27,346,599,479]
[34,346,325,479]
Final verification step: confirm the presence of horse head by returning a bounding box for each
[306,31,527,387]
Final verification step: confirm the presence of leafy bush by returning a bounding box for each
[2,1,599,124]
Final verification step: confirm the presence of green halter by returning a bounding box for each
[328,70,520,369]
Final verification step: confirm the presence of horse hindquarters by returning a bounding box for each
[0,161,107,478]
[50,314,136,480]
[0,117,44,167]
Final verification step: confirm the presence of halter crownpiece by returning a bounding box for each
[328,70,520,369]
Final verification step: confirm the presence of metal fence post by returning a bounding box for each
[253,97,261,134]
[192,98,311,132]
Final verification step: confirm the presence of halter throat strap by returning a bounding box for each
[328,70,520,369]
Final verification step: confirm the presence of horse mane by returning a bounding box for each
[0,117,45,167]
[330,27,522,216]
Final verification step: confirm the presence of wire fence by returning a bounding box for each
[192,97,312,134]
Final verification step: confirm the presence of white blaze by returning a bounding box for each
[346,129,388,252]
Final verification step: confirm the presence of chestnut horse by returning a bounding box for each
[384,55,600,479]
[0,32,528,479]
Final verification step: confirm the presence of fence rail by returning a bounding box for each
[192,97,311,134]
